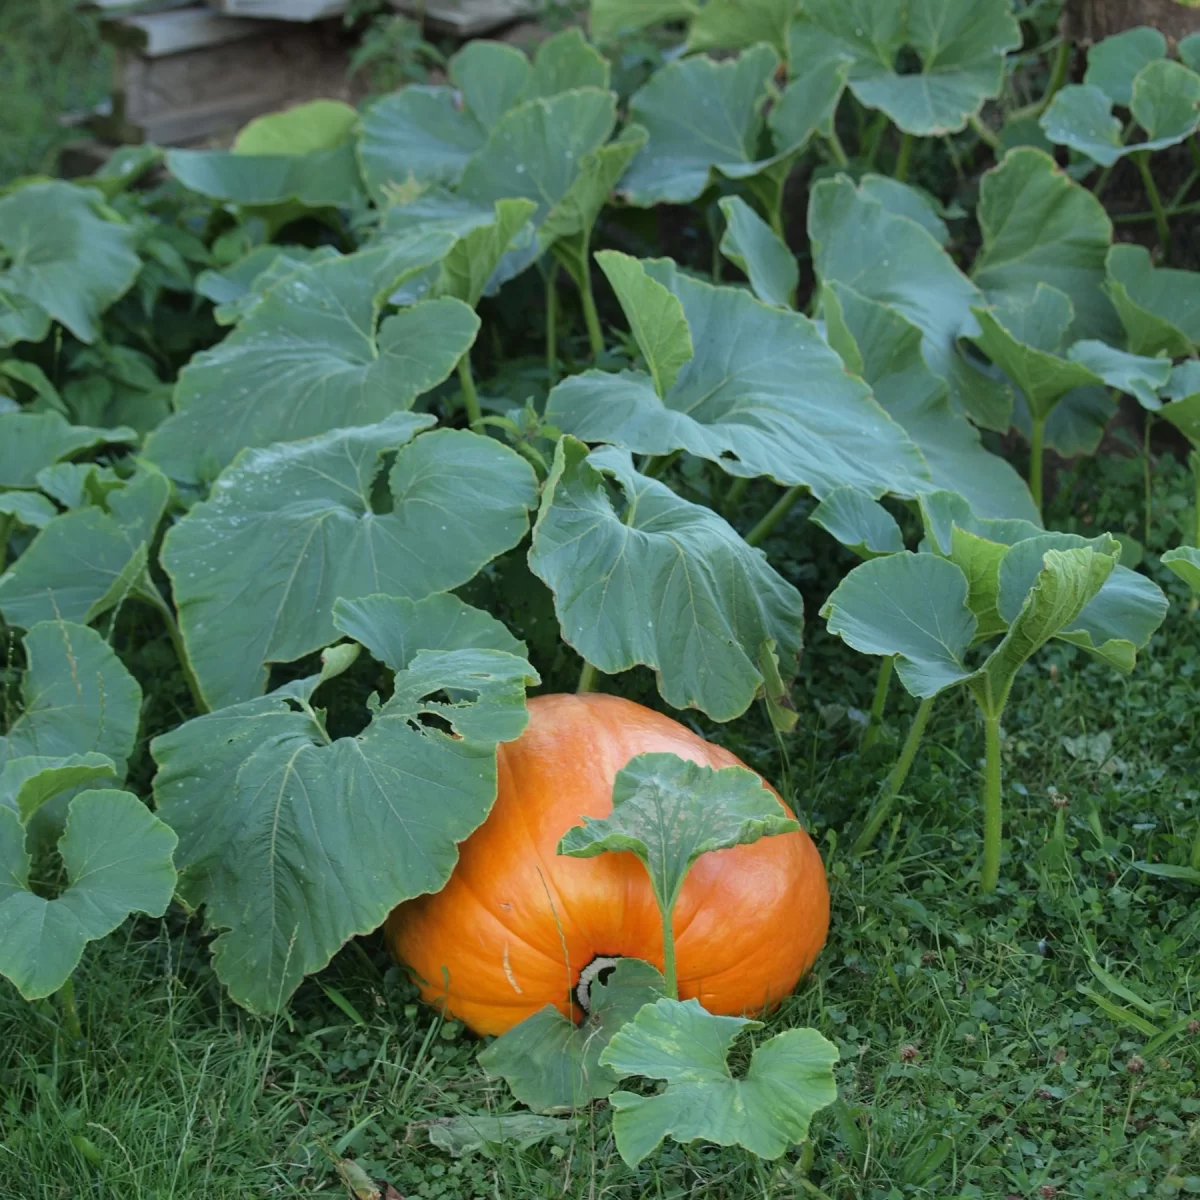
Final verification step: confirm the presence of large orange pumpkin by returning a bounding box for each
[386,693,829,1036]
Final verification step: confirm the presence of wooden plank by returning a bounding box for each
[208,0,347,20]
[389,0,537,37]
[101,7,275,57]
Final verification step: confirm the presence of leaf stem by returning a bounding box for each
[1113,200,1200,224]
[745,485,803,547]
[579,269,605,360]
[577,660,598,694]
[861,656,894,752]
[660,898,678,1000]
[980,710,1004,893]
[1035,39,1071,117]
[852,694,934,856]
[143,585,208,714]
[457,354,482,429]
[894,132,914,182]
[1143,412,1154,548]
[545,264,558,387]
[1029,415,1046,516]
[58,976,83,1044]
[0,512,10,573]
[707,204,723,284]
[968,114,1001,152]
[722,475,749,517]
[825,129,849,169]
[862,112,889,170]
[1134,151,1171,260]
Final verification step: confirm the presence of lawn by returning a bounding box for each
[3,1,1200,1197]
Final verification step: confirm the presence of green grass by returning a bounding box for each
[0,0,109,184]
[2,453,1200,1199]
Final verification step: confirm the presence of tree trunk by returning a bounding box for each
[1063,0,1200,47]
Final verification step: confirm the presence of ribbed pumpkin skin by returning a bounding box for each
[386,693,829,1036]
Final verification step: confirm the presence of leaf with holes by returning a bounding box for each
[144,236,477,487]
[161,414,538,710]
[527,439,805,722]
[0,789,177,999]
[151,639,539,1013]
[478,959,665,1113]
[598,998,839,1165]
[547,255,928,498]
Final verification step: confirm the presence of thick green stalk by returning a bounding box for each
[825,129,849,169]
[852,695,935,856]
[577,660,598,694]
[1036,39,1071,116]
[894,132,914,182]
[980,710,1004,893]
[861,656,894,752]
[1134,151,1171,260]
[545,265,558,387]
[745,485,803,547]
[722,475,750,517]
[861,112,889,169]
[143,586,208,715]
[0,512,10,573]
[660,899,678,1000]
[58,977,83,1043]
[1029,415,1046,516]
[579,271,605,360]
[457,354,482,428]
[1144,412,1155,548]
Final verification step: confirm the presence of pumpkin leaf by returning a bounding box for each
[767,51,852,150]
[1,621,141,777]
[0,491,57,531]
[810,174,1011,431]
[1084,27,1166,106]
[152,639,539,1013]
[527,439,805,722]
[820,552,977,698]
[809,486,904,559]
[597,997,839,1166]
[589,0,695,42]
[717,196,798,309]
[560,751,798,917]
[194,245,341,326]
[971,149,1117,344]
[617,46,780,206]
[1105,243,1200,358]
[161,415,538,710]
[547,258,929,498]
[789,0,1021,136]
[333,593,524,675]
[820,283,1037,521]
[0,410,136,490]
[478,959,665,1113]
[0,789,177,999]
[0,181,141,346]
[426,1113,573,1158]
[144,237,477,487]
[1162,546,1200,594]
[688,0,797,55]
[1065,341,1172,410]
[0,753,116,822]
[167,143,362,210]
[1040,86,1126,166]
[594,251,693,396]
[0,467,170,630]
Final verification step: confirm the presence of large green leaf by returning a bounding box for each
[161,415,538,710]
[151,641,539,1012]
[809,486,904,559]
[617,45,780,206]
[820,282,1037,521]
[971,149,1117,343]
[688,0,798,54]
[1084,27,1166,106]
[167,143,362,209]
[718,196,798,309]
[559,753,798,912]
[594,251,692,396]
[527,439,805,721]
[810,175,1010,430]
[1105,243,1200,357]
[195,245,341,326]
[1040,86,1125,165]
[0,491,56,531]
[547,257,929,498]
[0,753,116,823]
[1066,341,1171,411]
[820,552,977,697]
[589,0,695,42]
[1162,546,1200,594]
[598,998,839,1165]
[478,959,665,1113]
[332,593,524,674]
[1,621,141,776]
[358,33,609,205]
[0,181,141,346]
[788,0,1020,136]
[234,99,357,154]
[1130,60,1200,153]
[0,789,177,999]
[144,237,478,487]
[0,468,169,630]
[0,410,135,489]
